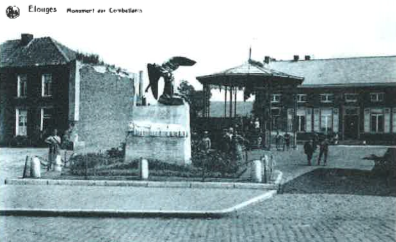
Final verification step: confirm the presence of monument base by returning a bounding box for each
[125,103,191,166]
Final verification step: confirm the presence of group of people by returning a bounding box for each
[275,131,292,151]
[223,127,250,162]
[303,134,330,166]
[245,117,264,149]
[198,127,249,164]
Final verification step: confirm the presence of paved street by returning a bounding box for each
[0,146,395,241]
[0,194,394,242]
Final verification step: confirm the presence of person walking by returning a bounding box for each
[45,129,61,171]
[312,132,319,153]
[275,131,282,151]
[200,131,212,153]
[283,131,291,151]
[200,131,211,181]
[304,139,314,166]
[317,137,329,166]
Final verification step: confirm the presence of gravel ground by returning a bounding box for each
[0,185,266,211]
[248,145,387,183]
[0,148,48,182]
[282,168,396,197]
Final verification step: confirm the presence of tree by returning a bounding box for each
[177,80,211,121]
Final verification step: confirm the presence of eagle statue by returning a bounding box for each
[145,57,196,105]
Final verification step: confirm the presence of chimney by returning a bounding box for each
[304,55,311,60]
[264,56,270,64]
[21,34,33,46]
[293,55,299,61]
[138,70,144,99]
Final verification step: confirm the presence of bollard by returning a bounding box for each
[269,155,276,181]
[262,155,269,183]
[30,157,41,178]
[22,156,30,178]
[251,160,262,183]
[138,158,149,180]
[53,155,62,172]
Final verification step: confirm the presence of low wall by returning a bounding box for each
[72,64,135,154]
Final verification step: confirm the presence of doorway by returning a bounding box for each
[344,108,359,140]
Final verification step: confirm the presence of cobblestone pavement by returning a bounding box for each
[1,147,395,241]
[0,194,395,242]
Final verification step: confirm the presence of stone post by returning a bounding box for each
[251,160,262,183]
[53,155,62,172]
[30,157,41,178]
[138,158,149,180]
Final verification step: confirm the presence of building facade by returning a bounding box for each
[267,55,396,144]
[204,56,396,145]
[0,34,136,152]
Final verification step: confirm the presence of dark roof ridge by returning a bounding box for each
[275,55,396,62]
[48,37,71,62]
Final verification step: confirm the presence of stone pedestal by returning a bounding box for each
[125,103,191,165]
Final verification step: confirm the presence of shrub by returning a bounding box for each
[9,135,31,147]
[69,152,123,172]
[191,135,239,175]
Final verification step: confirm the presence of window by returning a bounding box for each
[15,109,27,136]
[287,109,293,132]
[370,109,384,133]
[40,108,53,132]
[370,93,384,102]
[345,107,358,115]
[320,94,333,103]
[393,108,396,133]
[17,75,27,97]
[271,108,281,130]
[297,94,307,103]
[42,74,52,97]
[297,109,306,132]
[320,109,333,133]
[271,94,281,103]
[345,93,358,102]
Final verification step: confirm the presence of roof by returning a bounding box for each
[196,61,304,87]
[269,56,396,87]
[0,37,76,67]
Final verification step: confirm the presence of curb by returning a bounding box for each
[0,190,276,218]
[4,178,279,190]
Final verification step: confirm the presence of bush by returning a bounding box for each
[191,135,240,175]
[192,150,239,175]
[9,135,31,147]
[69,153,123,172]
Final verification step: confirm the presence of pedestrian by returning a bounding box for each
[317,137,329,166]
[254,118,260,131]
[283,131,291,151]
[200,131,211,181]
[304,139,314,166]
[312,132,319,153]
[231,130,248,165]
[200,131,211,153]
[45,129,61,171]
[275,130,282,151]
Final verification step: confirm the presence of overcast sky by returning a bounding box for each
[1,0,395,101]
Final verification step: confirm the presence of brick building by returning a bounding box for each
[0,34,136,152]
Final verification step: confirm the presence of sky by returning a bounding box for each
[1,0,395,101]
